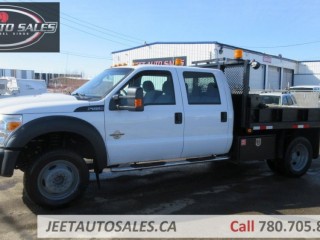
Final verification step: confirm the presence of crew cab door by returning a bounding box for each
[176,69,233,158]
[105,68,184,165]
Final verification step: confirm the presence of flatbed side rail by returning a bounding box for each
[248,99,320,130]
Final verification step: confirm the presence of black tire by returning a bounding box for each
[266,159,277,172]
[23,149,89,208]
[266,159,285,174]
[280,137,312,177]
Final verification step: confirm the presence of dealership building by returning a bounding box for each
[112,42,320,90]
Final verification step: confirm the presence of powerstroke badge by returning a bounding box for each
[0,3,59,52]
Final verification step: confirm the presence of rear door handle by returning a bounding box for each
[175,112,183,124]
[221,112,227,122]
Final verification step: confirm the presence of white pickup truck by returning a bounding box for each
[1,59,320,208]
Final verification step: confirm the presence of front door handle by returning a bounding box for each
[175,112,183,124]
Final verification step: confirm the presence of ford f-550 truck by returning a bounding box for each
[0,57,320,208]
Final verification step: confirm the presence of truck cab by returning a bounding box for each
[100,65,234,165]
[0,65,233,208]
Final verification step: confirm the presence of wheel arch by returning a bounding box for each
[6,116,108,171]
[276,129,319,159]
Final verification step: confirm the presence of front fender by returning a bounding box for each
[5,116,108,171]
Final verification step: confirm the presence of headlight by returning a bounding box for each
[0,114,22,146]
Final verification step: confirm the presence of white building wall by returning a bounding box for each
[298,62,320,73]
[220,46,297,90]
[216,47,297,70]
[294,61,320,86]
[112,42,299,90]
[113,43,298,70]
[113,43,215,66]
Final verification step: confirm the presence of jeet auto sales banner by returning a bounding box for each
[133,57,187,66]
[0,2,60,52]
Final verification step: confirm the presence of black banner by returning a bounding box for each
[0,2,59,52]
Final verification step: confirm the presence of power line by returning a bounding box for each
[16,0,144,46]
[62,22,133,47]
[60,12,144,44]
[60,51,111,60]
[242,40,320,49]
[3,1,117,60]
[60,17,142,45]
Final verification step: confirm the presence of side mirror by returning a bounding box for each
[113,87,144,111]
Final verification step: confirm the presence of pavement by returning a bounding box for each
[1,158,320,239]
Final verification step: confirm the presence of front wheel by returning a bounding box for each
[24,150,89,208]
[281,137,312,177]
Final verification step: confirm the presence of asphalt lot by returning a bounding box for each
[1,158,320,239]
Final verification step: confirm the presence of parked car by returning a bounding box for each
[0,77,47,98]
[289,85,320,92]
[289,86,320,102]
[259,92,297,106]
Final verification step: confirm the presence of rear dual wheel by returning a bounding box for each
[267,137,312,177]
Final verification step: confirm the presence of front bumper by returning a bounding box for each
[0,148,21,177]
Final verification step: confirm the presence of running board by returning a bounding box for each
[110,155,230,172]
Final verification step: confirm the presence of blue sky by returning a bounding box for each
[2,0,320,77]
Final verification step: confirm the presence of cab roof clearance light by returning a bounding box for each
[234,49,243,59]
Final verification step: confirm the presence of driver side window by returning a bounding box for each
[120,70,175,105]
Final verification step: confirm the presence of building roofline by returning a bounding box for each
[111,41,219,54]
[112,41,298,63]
[213,42,298,63]
[298,60,320,63]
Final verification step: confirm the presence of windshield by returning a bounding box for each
[260,95,280,105]
[72,68,134,100]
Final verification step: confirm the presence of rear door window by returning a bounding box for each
[183,71,221,104]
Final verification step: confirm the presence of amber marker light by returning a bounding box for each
[234,49,243,59]
[175,58,183,66]
[7,121,22,131]
[135,99,143,108]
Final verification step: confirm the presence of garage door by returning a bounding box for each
[282,68,293,89]
[267,66,280,90]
